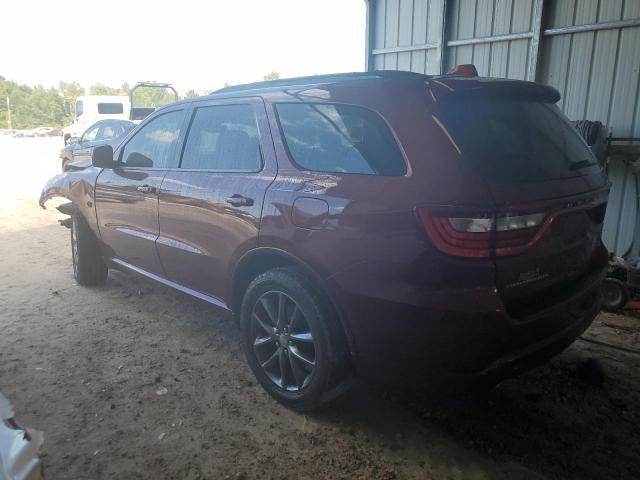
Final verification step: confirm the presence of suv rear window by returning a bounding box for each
[440,96,597,183]
[276,103,406,176]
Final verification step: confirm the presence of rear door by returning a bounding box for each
[439,92,609,316]
[95,108,186,275]
[156,97,277,303]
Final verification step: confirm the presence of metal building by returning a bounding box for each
[364,0,640,256]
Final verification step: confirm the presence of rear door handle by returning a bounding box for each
[136,185,156,194]
[226,194,254,207]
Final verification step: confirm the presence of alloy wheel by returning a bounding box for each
[250,291,316,391]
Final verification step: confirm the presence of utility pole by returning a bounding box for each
[6,95,11,129]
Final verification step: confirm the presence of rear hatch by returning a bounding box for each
[434,80,609,318]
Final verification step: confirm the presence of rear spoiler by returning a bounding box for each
[428,77,561,104]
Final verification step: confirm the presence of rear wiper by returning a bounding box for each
[568,159,597,171]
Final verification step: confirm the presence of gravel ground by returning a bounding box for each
[1,137,639,479]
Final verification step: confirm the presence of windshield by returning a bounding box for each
[439,96,597,183]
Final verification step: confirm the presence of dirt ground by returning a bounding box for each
[1,137,639,480]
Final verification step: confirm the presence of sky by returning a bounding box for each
[1,0,366,94]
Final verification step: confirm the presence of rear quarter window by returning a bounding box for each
[276,103,406,176]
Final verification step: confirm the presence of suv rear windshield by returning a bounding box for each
[439,96,597,183]
[276,103,406,176]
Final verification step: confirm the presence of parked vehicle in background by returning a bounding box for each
[63,95,130,144]
[12,129,37,138]
[40,68,610,411]
[33,126,63,137]
[63,83,179,145]
[60,119,135,171]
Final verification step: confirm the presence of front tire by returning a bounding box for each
[240,267,350,411]
[71,214,108,286]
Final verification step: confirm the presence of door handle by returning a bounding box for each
[136,185,156,194]
[226,194,254,207]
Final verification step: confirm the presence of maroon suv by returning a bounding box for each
[40,69,609,410]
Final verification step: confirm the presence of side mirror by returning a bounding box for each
[92,145,116,168]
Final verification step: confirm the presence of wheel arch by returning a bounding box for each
[230,247,356,354]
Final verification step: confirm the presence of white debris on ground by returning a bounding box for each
[0,392,43,480]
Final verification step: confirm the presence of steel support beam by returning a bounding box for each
[437,0,448,74]
[364,0,375,71]
[527,0,546,82]
[543,18,640,37]
[446,31,533,47]
[372,42,440,55]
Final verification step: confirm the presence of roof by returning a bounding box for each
[212,70,429,96]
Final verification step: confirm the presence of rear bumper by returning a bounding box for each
[333,260,605,386]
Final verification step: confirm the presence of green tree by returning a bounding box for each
[130,81,177,107]
[58,81,85,124]
[0,79,65,128]
[263,71,280,81]
[58,81,85,100]
[183,89,199,98]
[89,83,122,95]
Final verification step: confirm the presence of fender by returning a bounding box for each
[39,167,102,239]
[231,246,358,355]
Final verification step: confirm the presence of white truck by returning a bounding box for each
[63,95,130,143]
[63,83,178,144]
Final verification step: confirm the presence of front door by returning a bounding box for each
[95,108,186,275]
[157,99,277,304]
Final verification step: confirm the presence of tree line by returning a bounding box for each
[0,72,280,130]
[0,77,199,129]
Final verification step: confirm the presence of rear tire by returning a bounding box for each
[601,278,628,312]
[240,267,350,411]
[71,214,108,286]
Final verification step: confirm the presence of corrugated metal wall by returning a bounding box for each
[368,0,640,135]
[372,0,445,74]
[446,0,536,79]
[367,0,640,257]
[540,0,640,137]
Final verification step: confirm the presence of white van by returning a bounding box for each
[63,95,130,143]
[63,84,179,144]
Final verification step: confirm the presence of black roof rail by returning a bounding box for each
[213,70,427,95]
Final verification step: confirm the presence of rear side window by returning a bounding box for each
[121,110,184,168]
[180,105,261,171]
[439,96,597,183]
[97,103,124,114]
[276,103,406,176]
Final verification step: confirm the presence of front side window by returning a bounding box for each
[121,110,184,168]
[82,125,100,143]
[276,103,406,176]
[180,104,262,171]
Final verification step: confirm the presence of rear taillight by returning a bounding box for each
[417,208,547,258]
